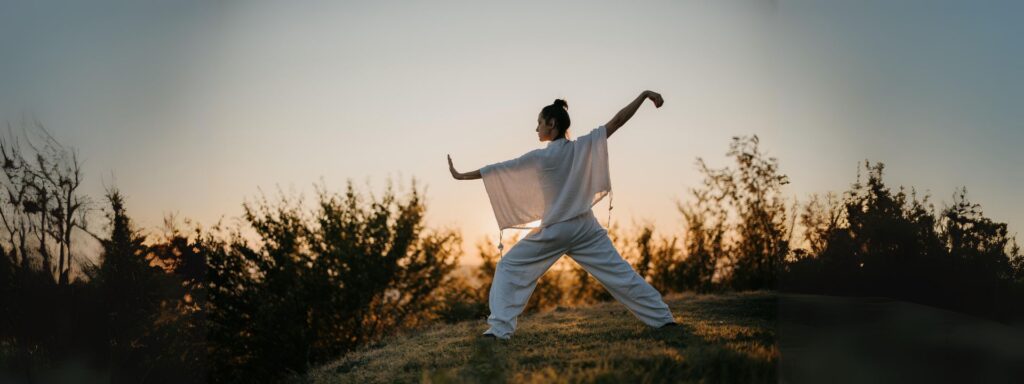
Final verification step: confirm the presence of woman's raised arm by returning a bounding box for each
[448,154,481,180]
[605,90,664,138]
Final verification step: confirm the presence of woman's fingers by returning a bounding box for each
[649,92,664,108]
[447,154,460,179]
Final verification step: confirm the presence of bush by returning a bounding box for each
[781,161,1024,323]
[205,178,462,382]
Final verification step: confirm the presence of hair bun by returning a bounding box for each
[553,99,568,110]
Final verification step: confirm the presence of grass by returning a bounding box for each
[297,290,779,383]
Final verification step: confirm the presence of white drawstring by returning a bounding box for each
[607,189,614,228]
[496,225,531,257]
[498,229,504,257]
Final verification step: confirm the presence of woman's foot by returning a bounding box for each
[658,321,679,329]
[480,332,509,340]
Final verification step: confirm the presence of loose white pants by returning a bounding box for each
[482,210,676,339]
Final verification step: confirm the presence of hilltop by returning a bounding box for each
[295,289,1024,383]
[300,291,779,383]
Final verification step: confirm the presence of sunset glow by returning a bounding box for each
[1,1,1020,267]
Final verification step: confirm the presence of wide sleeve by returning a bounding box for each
[574,125,611,207]
[480,148,546,230]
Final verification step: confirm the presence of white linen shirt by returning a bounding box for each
[480,125,613,237]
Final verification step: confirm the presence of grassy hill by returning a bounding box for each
[294,289,1024,383]
[297,291,779,383]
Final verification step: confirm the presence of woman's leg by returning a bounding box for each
[483,226,570,339]
[565,216,676,327]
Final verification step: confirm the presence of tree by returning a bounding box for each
[781,160,1024,323]
[0,119,92,285]
[85,188,164,382]
[678,187,728,293]
[205,177,462,383]
[939,186,1019,318]
[681,135,792,291]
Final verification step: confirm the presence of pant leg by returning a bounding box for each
[483,223,573,339]
[565,213,676,327]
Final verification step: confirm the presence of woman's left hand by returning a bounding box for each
[447,154,462,180]
[644,90,664,108]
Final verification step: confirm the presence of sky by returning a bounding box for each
[1,0,1021,267]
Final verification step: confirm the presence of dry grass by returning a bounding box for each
[296,290,778,383]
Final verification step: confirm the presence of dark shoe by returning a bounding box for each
[480,332,510,341]
[480,333,501,340]
[658,321,679,329]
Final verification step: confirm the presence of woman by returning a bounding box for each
[447,90,676,340]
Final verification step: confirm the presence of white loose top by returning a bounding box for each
[480,125,612,236]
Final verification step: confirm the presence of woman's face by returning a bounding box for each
[536,113,557,142]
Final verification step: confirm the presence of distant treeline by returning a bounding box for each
[0,123,1021,383]
[626,136,1024,323]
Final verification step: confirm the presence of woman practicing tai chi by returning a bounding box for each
[447,90,677,340]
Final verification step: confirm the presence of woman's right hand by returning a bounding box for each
[448,154,462,180]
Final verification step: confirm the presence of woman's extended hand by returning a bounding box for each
[448,154,483,180]
[644,90,664,108]
[447,154,462,180]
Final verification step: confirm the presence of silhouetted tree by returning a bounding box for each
[204,221,259,383]
[678,188,728,293]
[631,223,685,294]
[633,225,654,280]
[0,120,100,382]
[84,188,165,382]
[781,160,1024,323]
[938,186,1021,318]
[0,119,92,285]
[141,216,211,383]
[680,135,792,291]
[205,178,462,383]
[799,192,844,256]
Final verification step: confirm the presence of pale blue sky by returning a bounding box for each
[1,0,1021,266]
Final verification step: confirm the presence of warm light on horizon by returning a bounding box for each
[0,1,1020,270]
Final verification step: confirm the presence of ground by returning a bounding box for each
[299,290,779,383]
[777,293,1024,383]
[298,289,1024,383]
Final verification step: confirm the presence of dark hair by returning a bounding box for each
[540,99,571,140]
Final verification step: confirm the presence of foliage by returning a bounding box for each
[781,161,1024,322]
[676,135,793,291]
[203,178,462,382]
[4,122,1023,383]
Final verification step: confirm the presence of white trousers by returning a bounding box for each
[482,210,676,339]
